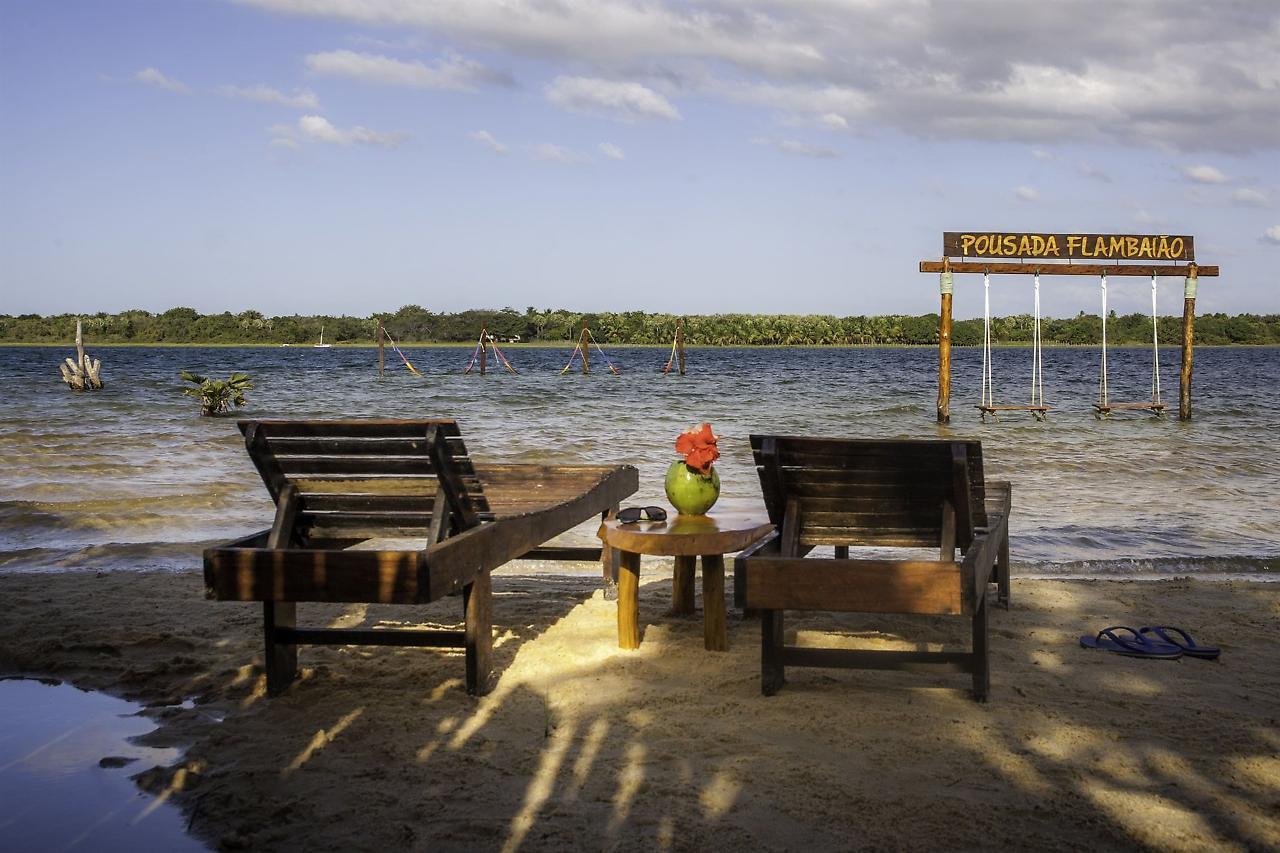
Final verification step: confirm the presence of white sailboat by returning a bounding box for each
[314,326,333,348]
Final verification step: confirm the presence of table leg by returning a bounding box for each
[701,554,727,651]
[618,550,641,650]
[672,555,696,615]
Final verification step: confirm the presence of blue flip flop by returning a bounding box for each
[1138,626,1220,660]
[1080,626,1183,659]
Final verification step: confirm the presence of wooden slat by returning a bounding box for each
[279,628,466,647]
[919,261,1218,277]
[238,419,461,438]
[744,558,963,615]
[782,647,974,673]
[263,436,469,456]
[800,528,947,547]
[204,548,426,603]
[274,457,443,476]
[301,494,436,513]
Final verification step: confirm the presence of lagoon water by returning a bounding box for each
[2,345,1277,579]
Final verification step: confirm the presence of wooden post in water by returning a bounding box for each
[937,261,953,424]
[580,321,590,375]
[479,326,489,376]
[676,317,686,375]
[376,319,385,378]
[1179,264,1197,420]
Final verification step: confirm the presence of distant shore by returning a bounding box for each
[4,341,1276,349]
[0,568,1276,851]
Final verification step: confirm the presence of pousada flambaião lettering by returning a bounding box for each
[943,232,1192,261]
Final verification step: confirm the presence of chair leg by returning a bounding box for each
[263,601,298,696]
[464,570,493,696]
[761,609,785,695]
[600,507,620,601]
[834,545,849,559]
[997,534,1011,609]
[971,595,990,702]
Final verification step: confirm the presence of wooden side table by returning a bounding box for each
[598,511,774,651]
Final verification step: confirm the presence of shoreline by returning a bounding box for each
[5,341,1277,349]
[1,567,1276,851]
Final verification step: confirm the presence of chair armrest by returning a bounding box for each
[733,530,780,608]
[961,510,1008,611]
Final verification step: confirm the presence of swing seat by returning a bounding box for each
[976,404,1051,423]
[1093,402,1166,418]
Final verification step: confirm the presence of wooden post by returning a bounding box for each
[479,327,488,376]
[376,320,385,378]
[580,321,590,375]
[676,317,686,375]
[937,262,953,424]
[1179,265,1197,420]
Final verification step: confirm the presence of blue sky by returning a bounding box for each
[2,0,1278,319]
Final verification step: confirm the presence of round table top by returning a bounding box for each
[598,510,775,557]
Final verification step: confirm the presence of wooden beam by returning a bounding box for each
[1180,293,1196,420]
[938,290,952,423]
[920,261,1217,277]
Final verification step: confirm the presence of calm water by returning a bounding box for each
[0,678,206,852]
[2,345,1278,579]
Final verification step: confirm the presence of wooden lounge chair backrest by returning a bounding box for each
[238,419,491,543]
[750,436,988,553]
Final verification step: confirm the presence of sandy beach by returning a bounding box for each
[1,566,1276,852]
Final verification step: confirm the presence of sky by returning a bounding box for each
[2,0,1278,320]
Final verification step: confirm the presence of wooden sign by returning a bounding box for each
[944,232,1194,261]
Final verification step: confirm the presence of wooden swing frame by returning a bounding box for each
[922,232,1218,423]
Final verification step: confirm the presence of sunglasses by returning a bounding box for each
[617,505,668,523]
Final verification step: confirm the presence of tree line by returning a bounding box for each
[2,306,1278,346]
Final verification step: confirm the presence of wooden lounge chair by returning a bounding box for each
[734,436,1011,701]
[204,419,637,696]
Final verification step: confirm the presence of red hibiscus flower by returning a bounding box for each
[675,422,719,474]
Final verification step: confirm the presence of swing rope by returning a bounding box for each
[1098,274,1109,407]
[1031,272,1044,407]
[587,328,621,374]
[662,332,678,376]
[980,271,994,408]
[462,331,486,374]
[559,340,583,375]
[489,339,519,375]
[383,329,423,376]
[1150,274,1162,405]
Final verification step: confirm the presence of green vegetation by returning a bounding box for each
[3,306,1278,346]
[179,371,253,416]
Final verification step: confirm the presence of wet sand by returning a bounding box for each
[0,568,1276,852]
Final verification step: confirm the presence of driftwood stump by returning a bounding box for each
[60,319,103,391]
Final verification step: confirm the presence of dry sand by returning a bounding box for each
[1,566,1277,852]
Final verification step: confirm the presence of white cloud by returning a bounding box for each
[1181,164,1229,184]
[818,113,848,130]
[133,67,190,94]
[1231,188,1269,207]
[238,0,1280,151]
[751,137,840,159]
[1014,186,1040,202]
[470,130,507,154]
[1264,225,1280,245]
[218,84,319,109]
[296,115,405,148]
[534,143,588,164]
[1078,162,1111,182]
[1134,209,1160,226]
[1031,148,1054,161]
[545,76,680,122]
[598,142,625,160]
[305,49,511,90]
[270,136,301,151]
